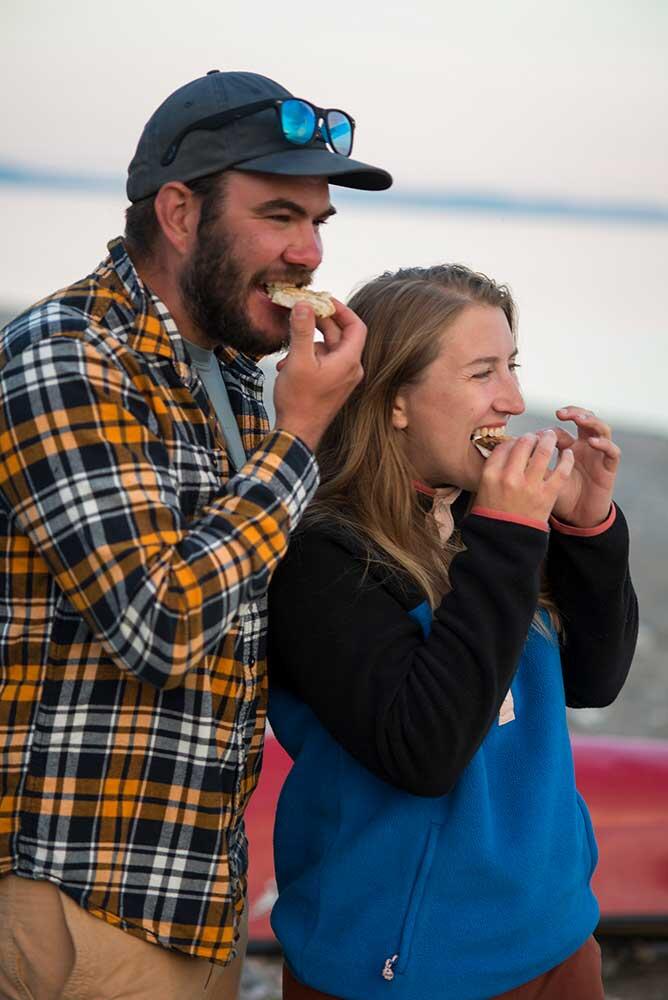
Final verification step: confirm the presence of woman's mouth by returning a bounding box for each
[470,426,511,458]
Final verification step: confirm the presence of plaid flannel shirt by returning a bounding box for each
[0,238,318,963]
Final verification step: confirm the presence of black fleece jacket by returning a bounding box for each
[268,496,638,797]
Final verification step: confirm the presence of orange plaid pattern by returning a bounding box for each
[0,238,318,963]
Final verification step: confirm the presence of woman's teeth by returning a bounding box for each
[471,426,506,441]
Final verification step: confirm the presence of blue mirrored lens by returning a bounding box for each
[280,99,316,145]
[326,111,353,155]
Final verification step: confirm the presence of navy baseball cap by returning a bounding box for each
[126,70,392,202]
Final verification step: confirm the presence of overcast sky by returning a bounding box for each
[3,0,667,203]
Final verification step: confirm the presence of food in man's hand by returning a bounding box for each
[266,282,336,319]
[471,426,513,458]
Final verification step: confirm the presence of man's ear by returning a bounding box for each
[392,392,409,430]
[153,182,201,256]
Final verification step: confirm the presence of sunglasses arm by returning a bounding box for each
[160,100,277,166]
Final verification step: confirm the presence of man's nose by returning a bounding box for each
[282,225,323,271]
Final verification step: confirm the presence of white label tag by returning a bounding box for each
[499,689,515,726]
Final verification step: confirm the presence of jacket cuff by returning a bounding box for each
[234,429,320,532]
[470,506,549,533]
[549,503,616,537]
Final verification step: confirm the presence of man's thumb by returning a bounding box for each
[289,303,316,349]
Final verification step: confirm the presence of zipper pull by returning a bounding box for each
[381,954,399,981]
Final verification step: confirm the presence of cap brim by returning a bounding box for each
[232,147,392,192]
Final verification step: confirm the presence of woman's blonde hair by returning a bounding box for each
[306,263,559,631]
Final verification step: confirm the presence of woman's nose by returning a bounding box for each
[497,376,525,415]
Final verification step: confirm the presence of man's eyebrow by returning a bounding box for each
[255,198,337,220]
[466,348,519,365]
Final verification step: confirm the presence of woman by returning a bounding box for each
[267,264,637,1000]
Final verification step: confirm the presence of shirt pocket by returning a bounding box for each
[168,438,228,517]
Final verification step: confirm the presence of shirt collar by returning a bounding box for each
[216,345,265,392]
[107,237,181,364]
[108,236,146,308]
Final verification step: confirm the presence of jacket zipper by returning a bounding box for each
[381,954,399,981]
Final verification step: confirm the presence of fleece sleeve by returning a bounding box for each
[546,504,638,707]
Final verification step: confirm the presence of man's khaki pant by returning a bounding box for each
[0,874,247,1000]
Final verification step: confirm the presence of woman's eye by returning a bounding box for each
[509,363,522,374]
[472,370,493,380]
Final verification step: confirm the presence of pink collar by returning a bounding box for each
[413,481,462,543]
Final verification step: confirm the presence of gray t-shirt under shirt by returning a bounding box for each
[183,338,247,472]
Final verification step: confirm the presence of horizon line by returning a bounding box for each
[1,161,667,226]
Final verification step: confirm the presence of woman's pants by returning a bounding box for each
[282,934,604,1000]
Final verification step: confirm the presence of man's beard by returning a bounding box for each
[179,218,309,357]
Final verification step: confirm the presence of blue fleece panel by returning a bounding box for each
[269,605,599,1000]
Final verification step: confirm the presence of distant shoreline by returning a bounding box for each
[2,162,668,225]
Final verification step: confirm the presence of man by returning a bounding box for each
[0,70,392,999]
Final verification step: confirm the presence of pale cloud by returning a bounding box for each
[3,0,667,199]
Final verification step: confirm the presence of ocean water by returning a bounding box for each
[2,187,667,437]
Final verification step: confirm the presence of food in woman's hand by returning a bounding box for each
[266,282,336,318]
[471,426,513,458]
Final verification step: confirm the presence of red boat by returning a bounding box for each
[245,731,668,949]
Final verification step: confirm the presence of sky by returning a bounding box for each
[3,0,667,203]
[2,0,667,434]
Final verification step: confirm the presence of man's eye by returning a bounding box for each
[314,218,329,228]
[509,363,522,373]
[268,214,292,223]
[472,370,493,379]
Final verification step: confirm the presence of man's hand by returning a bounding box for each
[273,298,366,452]
[476,431,575,524]
[546,406,621,528]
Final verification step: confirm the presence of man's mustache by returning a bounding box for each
[257,268,313,288]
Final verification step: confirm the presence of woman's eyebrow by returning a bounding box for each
[466,348,519,365]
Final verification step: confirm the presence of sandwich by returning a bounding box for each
[471,426,513,458]
[266,282,336,319]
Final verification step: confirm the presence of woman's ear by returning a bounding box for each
[392,392,409,430]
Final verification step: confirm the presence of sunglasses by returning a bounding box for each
[161,98,356,167]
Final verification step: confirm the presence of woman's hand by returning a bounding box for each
[545,406,621,528]
[476,430,574,524]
